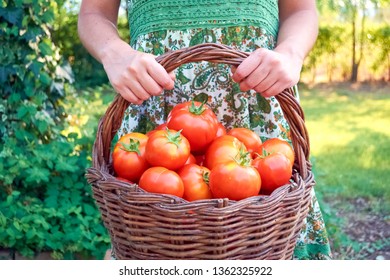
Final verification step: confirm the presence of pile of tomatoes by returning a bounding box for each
[112,101,295,201]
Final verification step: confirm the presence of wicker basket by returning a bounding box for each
[86,43,315,260]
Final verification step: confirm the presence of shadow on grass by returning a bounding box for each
[310,129,390,259]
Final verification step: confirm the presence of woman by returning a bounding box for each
[78,0,332,259]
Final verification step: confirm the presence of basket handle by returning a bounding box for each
[93,43,310,179]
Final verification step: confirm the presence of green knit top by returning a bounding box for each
[127,0,279,45]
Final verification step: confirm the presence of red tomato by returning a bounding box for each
[194,154,205,166]
[209,161,261,201]
[258,138,295,166]
[227,127,262,158]
[204,135,247,170]
[146,123,168,137]
[216,122,227,137]
[252,153,292,195]
[177,164,213,201]
[184,154,197,165]
[112,132,149,183]
[167,101,219,153]
[145,129,190,170]
[139,167,184,197]
[155,123,168,130]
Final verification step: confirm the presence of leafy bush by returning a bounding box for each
[303,25,347,82]
[0,0,111,259]
[368,25,390,80]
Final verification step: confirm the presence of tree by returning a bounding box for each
[304,25,346,82]
[368,25,390,80]
[318,0,390,82]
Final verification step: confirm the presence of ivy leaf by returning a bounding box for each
[83,204,97,216]
[38,40,53,56]
[36,120,48,134]
[55,161,77,173]
[16,106,28,119]
[45,186,59,208]
[41,9,54,24]
[0,7,23,26]
[39,72,52,85]
[0,65,15,83]
[21,26,43,42]
[29,60,44,76]
[26,228,36,239]
[0,213,7,227]
[13,220,21,231]
[26,166,50,183]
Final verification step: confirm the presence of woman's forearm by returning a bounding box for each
[276,1,319,64]
[77,0,128,64]
[77,0,174,104]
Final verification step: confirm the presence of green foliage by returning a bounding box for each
[0,0,110,259]
[51,1,130,88]
[367,25,390,79]
[304,25,347,81]
[302,22,390,82]
[51,5,107,88]
[311,0,390,82]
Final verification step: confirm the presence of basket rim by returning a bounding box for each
[86,42,313,205]
[85,43,316,260]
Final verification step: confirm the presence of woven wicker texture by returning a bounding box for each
[86,43,315,260]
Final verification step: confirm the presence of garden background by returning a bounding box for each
[0,0,389,260]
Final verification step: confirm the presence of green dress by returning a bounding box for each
[117,0,332,259]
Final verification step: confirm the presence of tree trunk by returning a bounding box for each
[350,10,358,83]
[388,54,390,81]
[351,64,359,82]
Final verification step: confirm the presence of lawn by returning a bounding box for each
[299,83,390,259]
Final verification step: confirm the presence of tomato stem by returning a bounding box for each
[119,138,141,155]
[164,128,183,148]
[189,101,207,115]
[232,145,252,166]
[202,170,210,185]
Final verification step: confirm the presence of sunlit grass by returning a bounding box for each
[300,86,390,203]
[298,85,390,258]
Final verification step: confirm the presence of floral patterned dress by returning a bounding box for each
[116,0,332,259]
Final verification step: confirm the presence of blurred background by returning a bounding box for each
[0,0,389,260]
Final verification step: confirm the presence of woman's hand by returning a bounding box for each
[101,40,175,105]
[232,0,319,97]
[78,0,175,105]
[231,47,303,98]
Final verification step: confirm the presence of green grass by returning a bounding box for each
[299,84,390,258]
[300,86,390,204]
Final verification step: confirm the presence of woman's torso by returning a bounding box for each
[118,0,292,141]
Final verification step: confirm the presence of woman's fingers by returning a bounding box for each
[147,62,175,90]
[168,71,176,82]
[126,80,151,102]
[232,48,299,97]
[137,74,164,96]
[239,66,269,92]
[118,86,144,105]
[103,47,176,104]
[232,49,265,83]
